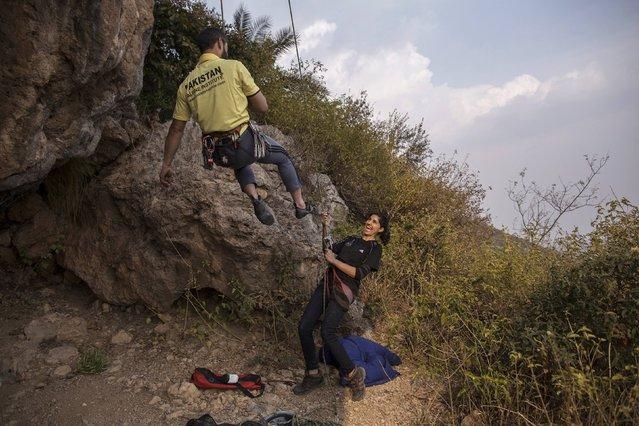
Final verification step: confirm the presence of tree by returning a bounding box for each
[138,0,222,120]
[227,4,295,76]
[377,110,432,169]
[507,154,609,245]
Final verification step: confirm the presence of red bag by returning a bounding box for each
[190,367,264,398]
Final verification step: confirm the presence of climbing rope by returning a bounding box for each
[287,0,303,78]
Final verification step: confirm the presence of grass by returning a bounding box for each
[76,346,109,374]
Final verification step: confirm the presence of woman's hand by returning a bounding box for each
[324,249,336,265]
[321,213,329,226]
[321,212,330,226]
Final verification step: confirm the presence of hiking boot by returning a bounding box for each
[347,366,366,401]
[252,196,275,225]
[294,202,318,219]
[292,373,324,395]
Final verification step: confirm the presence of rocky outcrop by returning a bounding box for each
[57,123,348,308]
[0,0,350,310]
[0,0,154,191]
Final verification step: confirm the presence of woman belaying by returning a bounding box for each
[294,212,391,401]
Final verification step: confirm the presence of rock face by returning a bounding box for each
[0,0,154,191]
[0,0,350,310]
[59,123,348,308]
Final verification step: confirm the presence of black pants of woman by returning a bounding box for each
[298,281,355,375]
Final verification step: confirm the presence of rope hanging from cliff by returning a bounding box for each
[288,0,303,78]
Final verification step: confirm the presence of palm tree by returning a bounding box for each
[231,4,295,60]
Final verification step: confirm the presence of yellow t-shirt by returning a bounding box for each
[172,53,260,133]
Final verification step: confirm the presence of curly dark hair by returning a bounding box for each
[368,212,391,245]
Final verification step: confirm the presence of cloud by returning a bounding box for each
[276,20,337,69]
[299,20,337,51]
[316,42,606,143]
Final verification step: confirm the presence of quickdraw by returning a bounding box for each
[248,121,269,160]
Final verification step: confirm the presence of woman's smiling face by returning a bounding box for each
[362,214,384,239]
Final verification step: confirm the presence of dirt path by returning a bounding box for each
[0,270,442,425]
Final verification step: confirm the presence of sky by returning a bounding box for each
[207,0,639,236]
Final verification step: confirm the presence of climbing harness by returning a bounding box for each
[201,125,243,169]
[201,122,269,169]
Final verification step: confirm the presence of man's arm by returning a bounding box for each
[248,91,268,113]
[159,119,187,186]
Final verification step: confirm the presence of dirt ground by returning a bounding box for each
[0,270,444,425]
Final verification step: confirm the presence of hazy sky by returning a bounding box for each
[208,0,639,235]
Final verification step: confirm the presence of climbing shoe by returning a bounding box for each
[294,203,318,219]
[292,373,324,395]
[347,366,366,401]
[252,196,275,225]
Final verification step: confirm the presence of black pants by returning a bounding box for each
[298,281,355,375]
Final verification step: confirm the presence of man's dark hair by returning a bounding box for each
[196,27,226,53]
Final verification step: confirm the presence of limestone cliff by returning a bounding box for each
[0,0,348,309]
[57,123,346,308]
[0,0,154,190]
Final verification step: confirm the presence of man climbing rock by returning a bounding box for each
[158,27,315,225]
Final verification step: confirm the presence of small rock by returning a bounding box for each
[111,330,132,345]
[159,403,170,412]
[56,316,88,344]
[46,345,79,364]
[35,382,46,388]
[42,303,52,313]
[178,381,200,401]
[24,316,58,343]
[167,383,180,397]
[102,303,111,313]
[166,354,175,361]
[52,365,72,377]
[148,395,161,405]
[273,383,289,395]
[154,323,169,335]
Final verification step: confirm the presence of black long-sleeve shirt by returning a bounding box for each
[331,236,382,295]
